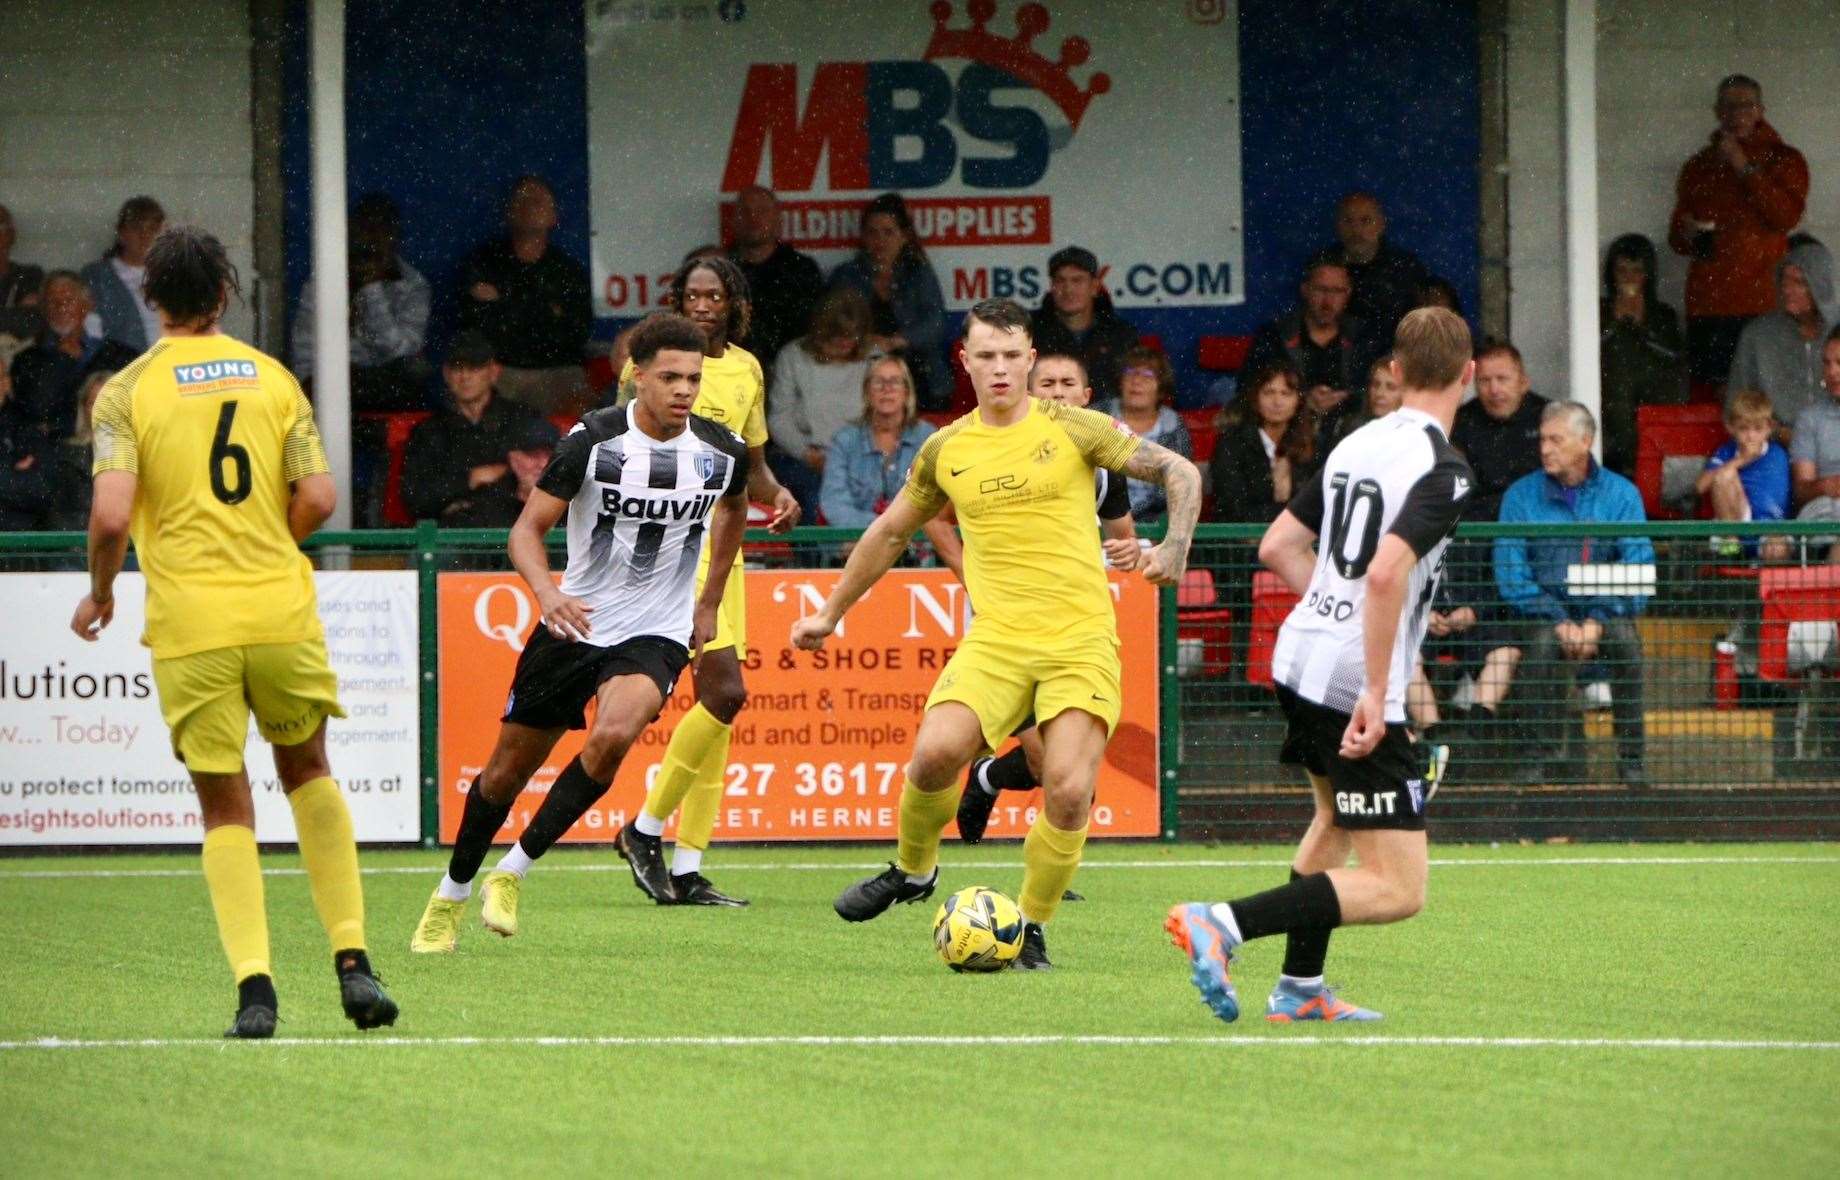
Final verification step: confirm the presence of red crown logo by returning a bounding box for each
[924,1,1111,129]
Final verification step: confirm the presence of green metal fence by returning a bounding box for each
[4,520,1837,843]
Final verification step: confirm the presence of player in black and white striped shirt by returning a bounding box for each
[1168,308,1476,1024]
[410,313,749,953]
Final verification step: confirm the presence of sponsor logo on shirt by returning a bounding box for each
[173,360,260,396]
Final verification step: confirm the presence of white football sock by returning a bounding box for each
[494,843,534,878]
[436,873,471,902]
[634,812,666,838]
[1208,902,1244,944]
[1278,973,1324,993]
[671,845,703,877]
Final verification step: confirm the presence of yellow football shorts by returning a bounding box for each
[925,625,1122,754]
[695,540,747,657]
[151,638,347,774]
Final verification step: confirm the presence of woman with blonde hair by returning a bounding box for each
[768,287,878,517]
[819,353,936,528]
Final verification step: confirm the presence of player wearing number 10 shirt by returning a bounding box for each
[1167,308,1477,1025]
[74,225,395,1039]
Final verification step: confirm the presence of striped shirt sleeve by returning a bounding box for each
[900,428,950,518]
[90,375,140,476]
[1051,402,1143,472]
[282,385,332,481]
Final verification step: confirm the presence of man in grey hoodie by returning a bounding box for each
[1727,241,1837,432]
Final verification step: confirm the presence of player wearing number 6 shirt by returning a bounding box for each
[410,313,749,953]
[70,225,396,1039]
[793,299,1202,971]
[1167,308,1477,1024]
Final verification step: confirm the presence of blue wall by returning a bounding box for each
[283,0,1479,407]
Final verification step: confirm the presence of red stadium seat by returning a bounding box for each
[1757,565,1840,683]
[1197,334,1252,374]
[366,411,432,527]
[1633,403,1724,520]
[1176,568,1233,678]
[1246,569,1300,687]
[583,354,617,394]
[1138,333,1163,354]
[1179,408,1219,470]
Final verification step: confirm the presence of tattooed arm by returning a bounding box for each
[1117,439,1202,586]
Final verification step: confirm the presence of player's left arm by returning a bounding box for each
[1117,439,1202,586]
[282,384,336,541]
[695,452,751,665]
[72,471,135,641]
[745,444,800,533]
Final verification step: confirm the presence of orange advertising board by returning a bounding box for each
[437,569,1160,843]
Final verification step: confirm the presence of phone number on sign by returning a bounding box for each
[603,272,677,311]
[642,761,905,798]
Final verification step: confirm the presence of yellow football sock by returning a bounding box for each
[287,777,366,953]
[643,703,730,825]
[896,781,958,877]
[200,825,270,983]
[674,721,733,853]
[1018,814,1089,925]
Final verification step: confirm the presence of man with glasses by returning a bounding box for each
[1244,259,1368,437]
[1668,75,1809,385]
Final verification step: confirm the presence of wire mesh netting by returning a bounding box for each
[1172,522,1840,840]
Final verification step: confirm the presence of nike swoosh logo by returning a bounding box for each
[1090,693,1109,703]
[950,464,978,477]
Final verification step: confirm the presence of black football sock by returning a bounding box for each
[446,782,513,886]
[238,973,277,1012]
[985,747,1038,792]
[515,757,611,861]
[1227,871,1342,943]
[1280,868,1334,978]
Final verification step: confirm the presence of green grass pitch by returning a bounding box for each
[2,842,1836,1176]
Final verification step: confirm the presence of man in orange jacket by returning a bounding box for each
[1668,74,1809,386]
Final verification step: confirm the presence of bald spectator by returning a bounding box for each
[1452,341,1548,521]
[1669,75,1810,384]
[1243,258,1366,432]
[7,271,135,441]
[729,186,823,372]
[1317,192,1429,356]
[458,175,592,414]
[80,196,165,352]
[1028,245,1140,403]
[0,205,45,328]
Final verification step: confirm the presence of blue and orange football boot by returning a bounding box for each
[1164,903,1241,1023]
[1265,980,1382,1023]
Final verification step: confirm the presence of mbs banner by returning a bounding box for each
[438,569,1160,844]
[585,0,1244,314]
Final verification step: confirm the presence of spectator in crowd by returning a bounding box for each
[43,369,115,531]
[768,287,877,520]
[729,186,823,372]
[1789,326,1840,560]
[1599,234,1688,476]
[401,331,543,528]
[819,355,936,529]
[79,195,165,353]
[8,271,135,440]
[1099,344,1191,520]
[458,175,592,414]
[828,193,948,409]
[0,204,44,317]
[0,359,53,530]
[1495,402,1654,787]
[1028,245,1140,403]
[1417,275,1464,317]
[1452,341,1548,520]
[1728,240,1837,432]
[291,194,432,411]
[1329,351,1403,447]
[1209,357,1316,523]
[1244,258,1365,434]
[1669,75,1810,384]
[1317,192,1428,358]
[1698,389,1792,561]
[505,417,560,512]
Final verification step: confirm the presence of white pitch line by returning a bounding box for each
[1,1033,1835,1052]
[0,854,1835,881]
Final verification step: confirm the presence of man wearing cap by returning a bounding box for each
[402,330,547,527]
[1029,246,1142,404]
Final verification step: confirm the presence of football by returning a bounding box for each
[932,886,1025,973]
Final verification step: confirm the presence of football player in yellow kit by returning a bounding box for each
[792,299,1201,969]
[613,255,799,905]
[71,226,395,1037]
